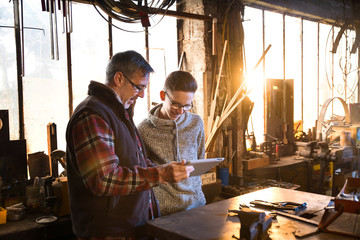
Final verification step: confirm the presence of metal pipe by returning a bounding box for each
[301,18,303,127]
[20,0,24,76]
[66,8,73,117]
[69,0,73,32]
[317,23,320,116]
[282,14,286,141]
[262,9,266,141]
[331,27,334,114]
[145,26,150,111]
[344,29,348,100]
[54,0,59,60]
[108,16,113,59]
[358,41,360,103]
[49,0,54,59]
[13,0,25,139]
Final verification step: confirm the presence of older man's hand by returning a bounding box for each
[157,160,194,183]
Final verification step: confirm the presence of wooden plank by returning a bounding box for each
[207,40,228,137]
[222,44,271,118]
[243,157,270,170]
[205,45,271,152]
[203,71,209,137]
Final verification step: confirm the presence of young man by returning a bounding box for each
[138,70,206,216]
[66,51,193,239]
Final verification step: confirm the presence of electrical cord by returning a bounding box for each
[93,0,175,23]
[91,2,143,33]
[91,0,175,32]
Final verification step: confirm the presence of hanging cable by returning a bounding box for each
[91,0,174,32]
[92,0,175,24]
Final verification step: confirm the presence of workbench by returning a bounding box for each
[245,155,313,191]
[0,212,74,240]
[146,187,360,239]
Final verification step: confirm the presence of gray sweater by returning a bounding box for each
[138,104,206,216]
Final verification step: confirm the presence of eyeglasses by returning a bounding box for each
[122,73,146,92]
[164,91,193,111]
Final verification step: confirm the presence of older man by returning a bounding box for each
[66,51,193,240]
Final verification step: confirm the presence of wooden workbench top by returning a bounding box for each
[146,187,360,239]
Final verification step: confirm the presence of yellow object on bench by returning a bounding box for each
[0,207,7,224]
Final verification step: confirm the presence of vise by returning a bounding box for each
[229,205,272,240]
[296,141,348,194]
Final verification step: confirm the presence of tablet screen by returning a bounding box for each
[186,158,225,176]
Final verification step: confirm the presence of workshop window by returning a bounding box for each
[0,1,177,167]
[22,0,68,156]
[302,20,318,132]
[243,6,359,144]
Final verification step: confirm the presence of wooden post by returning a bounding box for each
[47,123,58,178]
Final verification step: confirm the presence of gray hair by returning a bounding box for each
[106,50,154,83]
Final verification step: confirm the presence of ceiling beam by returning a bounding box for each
[241,0,355,26]
[72,0,212,21]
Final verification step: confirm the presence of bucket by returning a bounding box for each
[217,168,229,186]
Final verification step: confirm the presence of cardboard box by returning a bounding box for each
[52,177,70,216]
[335,178,360,213]
[243,157,270,170]
[334,170,359,188]
[0,207,7,224]
[201,172,216,185]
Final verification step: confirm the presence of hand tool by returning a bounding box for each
[250,200,307,211]
[271,210,318,226]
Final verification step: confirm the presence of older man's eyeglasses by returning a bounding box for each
[122,73,146,92]
[164,91,193,111]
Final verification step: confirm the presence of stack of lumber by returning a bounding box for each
[205,44,272,152]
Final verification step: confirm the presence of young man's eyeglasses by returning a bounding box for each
[122,73,146,92]
[164,91,193,111]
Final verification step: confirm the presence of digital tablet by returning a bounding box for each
[186,158,225,176]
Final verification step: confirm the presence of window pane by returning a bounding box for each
[302,20,318,131]
[23,0,68,153]
[0,1,19,140]
[264,11,283,79]
[285,15,301,129]
[147,14,178,109]
[244,7,264,142]
[71,3,109,109]
[263,11,284,142]
[319,23,332,110]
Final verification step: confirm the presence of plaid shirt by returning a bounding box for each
[71,111,159,197]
